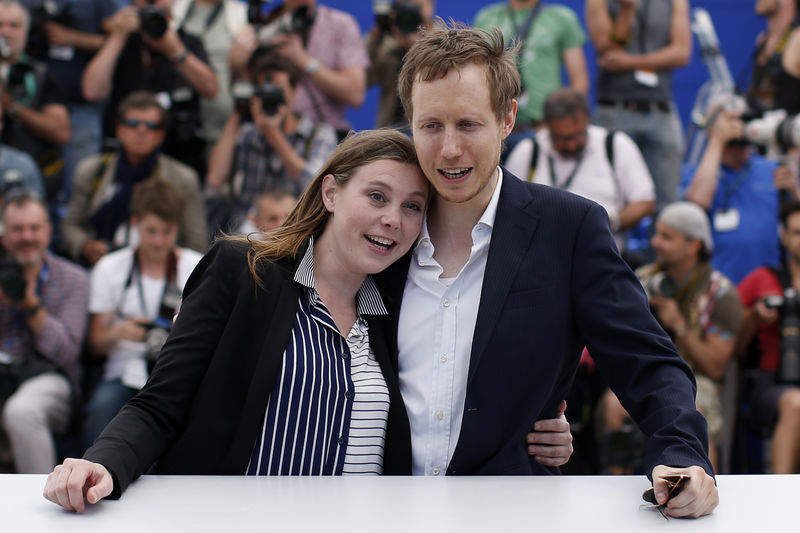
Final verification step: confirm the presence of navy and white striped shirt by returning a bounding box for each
[246,241,391,475]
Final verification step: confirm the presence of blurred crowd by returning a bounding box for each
[1,0,799,478]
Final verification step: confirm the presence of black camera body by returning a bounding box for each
[0,247,26,303]
[232,79,286,121]
[26,0,75,60]
[256,5,314,44]
[775,288,800,385]
[373,1,423,37]
[645,271,677,299]
[140,4,169,40]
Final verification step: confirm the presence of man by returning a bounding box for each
[28,0,121,205]
[81,0,218,176]
[238,189,296,234]
[682,109,781,283]
[0,191,89,473]
[0,0,70,203]
[61,91,207,266]
[586,0,691,210]
[474,0,588,131]
[736,200,800,473]
[385,22,717,517]
[171,0,248,145]
[83,178,203,451]
[366,0,434,129]
[0,98,44,199]
[748,0,798,113]
[229,0,368,140]
[205,49,336,233]
[600,202,741,473]
[504,87,655,252]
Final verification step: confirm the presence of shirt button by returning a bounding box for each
[443,299,450,308]
[436,411,444,420]
[440,355,447,363]
[338,437,345,445]
[432,468,441,475]
[341,352,349,359]
[344,390,352,399]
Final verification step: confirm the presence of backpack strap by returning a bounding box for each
[604,130,622,205]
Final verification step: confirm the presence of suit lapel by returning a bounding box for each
[467,173,540,385]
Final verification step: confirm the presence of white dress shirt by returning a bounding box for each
[397,168,504,476]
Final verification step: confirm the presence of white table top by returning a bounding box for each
[4,474,794,532]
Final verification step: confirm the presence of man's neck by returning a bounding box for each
[137,249,171,278]
[789,258,800,288]
[510,0,539,10]
[665,258,697,286]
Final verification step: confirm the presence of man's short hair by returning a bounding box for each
[130,178,185,224]
[1,188,48,223]
[248,46,302,87]
[116,91,169,128]
[0,0,30,32]
[780,200,800,228]
[543,88,590,122]
[397,19,521,122]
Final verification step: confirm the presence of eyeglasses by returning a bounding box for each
[122,118,164,130]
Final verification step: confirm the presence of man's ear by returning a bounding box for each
[321,174,337,212]
[501,99,518,140]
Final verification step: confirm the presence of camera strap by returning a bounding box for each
[121,249,179,320]
[770,264,793,294]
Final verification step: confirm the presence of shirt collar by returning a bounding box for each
[293,236,388,316]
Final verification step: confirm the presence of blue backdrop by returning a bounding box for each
[314,0,762,132]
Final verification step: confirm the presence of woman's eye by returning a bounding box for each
[404,202,422,212]
[369,192,385,202]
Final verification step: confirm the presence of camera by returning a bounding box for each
[0,246,26,303]
[256,6,314,45]
[764,294,784,310]
[644,271,677,299]
[26,0,74,60]
[232,79,286,120]
[140,1,169,40]
[774,288,800,385]
[373,1,423,37]
[142,318,171,362]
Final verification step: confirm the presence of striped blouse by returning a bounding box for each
[246,241,391,475]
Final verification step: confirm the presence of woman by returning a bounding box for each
[44,130,572,513]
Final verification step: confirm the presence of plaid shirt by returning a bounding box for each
[0,252,89,394]
[232,113,337,207]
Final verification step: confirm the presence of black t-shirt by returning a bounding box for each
[103,32,210,175]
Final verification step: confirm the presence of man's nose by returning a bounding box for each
[441,128,462,159]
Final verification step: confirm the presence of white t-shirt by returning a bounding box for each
[89,246,203,387]
[505,125,655,249]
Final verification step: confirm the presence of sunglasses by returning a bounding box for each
[122,118,164,130]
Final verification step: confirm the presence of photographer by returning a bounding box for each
[229,0,368,139]
[0,0,70,204]
[0,190,89,473]
[599,202,741,473]
[81,0,218,177]
[82,178,201,452]
[737,200,800,473]
[366,0,433,129]
[682,109,782,283]
[205,49,336,234]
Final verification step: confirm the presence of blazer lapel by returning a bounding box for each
[467,173,540,384]
[221,277,301,471]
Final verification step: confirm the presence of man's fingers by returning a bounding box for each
[531,418,570,433]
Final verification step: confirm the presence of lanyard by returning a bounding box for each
[121,250,178,318]
[719,164,750,211]
[507,2,543,41]
[548,153,585,191]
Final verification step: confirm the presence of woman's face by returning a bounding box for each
[319,159,428,278]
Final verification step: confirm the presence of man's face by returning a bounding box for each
[650,221,695,269]
[0,2,27,58]
[782,211,800,263]
[547,113,589,159]
[135,213,178,265]
[252,194,296,231]
[283,0,315,10]
[410,63,515,206]
[1,201,51,268]
[116,107,166,163]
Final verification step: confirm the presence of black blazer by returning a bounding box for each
[378,170,713,477]
[85,240,412,497]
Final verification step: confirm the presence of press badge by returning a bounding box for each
[634,69,659,88]
[713,208,740,232]
[49,45,74,61]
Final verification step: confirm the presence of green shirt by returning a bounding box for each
[474,3,585,124]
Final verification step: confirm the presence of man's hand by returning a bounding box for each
[774,160,800,200]
[82,240,110,266]
[251,96,286,139]
[270,33,309,68]
[753,298,780,324]
[709,110,745,145]
[141,27,184,59]
[42,21,76,47]
[117,318,149,342]
[108,6,140,36]
[44,458,114,513]
[651,465,718,518]
[525,401,574,467]
[597,49,634,71]
[649,296,685,333]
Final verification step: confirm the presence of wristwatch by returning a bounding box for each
[304,58,320,75]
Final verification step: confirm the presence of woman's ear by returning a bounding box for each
[321,174,337,212]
